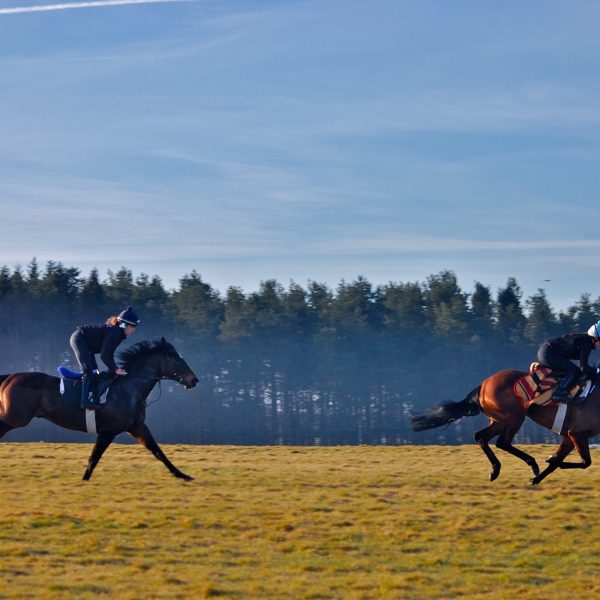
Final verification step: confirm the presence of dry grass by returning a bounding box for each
[1,442,600,599]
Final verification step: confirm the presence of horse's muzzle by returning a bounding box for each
[184,377,199,390]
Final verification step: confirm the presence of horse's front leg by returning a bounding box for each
[128,424,193,481]
[83,431,117,481]
[531,436,574,485]
[557,432,592,470]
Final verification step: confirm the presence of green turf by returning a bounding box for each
[1,443,599,599]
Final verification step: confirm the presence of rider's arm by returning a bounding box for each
[100,328,124,374]
[579,338,598,377]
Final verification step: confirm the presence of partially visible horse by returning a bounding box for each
[0,338,199,481]
[411,368,600,485]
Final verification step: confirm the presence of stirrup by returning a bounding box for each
[551,392,572,404]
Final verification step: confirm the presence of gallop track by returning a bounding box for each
[1,443,599,599]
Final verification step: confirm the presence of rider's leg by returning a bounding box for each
[551,372,577,403]
[80,372,94,409]
[70,331,99,409]
[538,345,581,404]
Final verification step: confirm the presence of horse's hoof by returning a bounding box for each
[490,468,500,482]
[545,455,556,464]
[530,462,540,476]
[530,476,540,485]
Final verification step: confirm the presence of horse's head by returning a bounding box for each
[120,338,199,389]
[158,339,199,389]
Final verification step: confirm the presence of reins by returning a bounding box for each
[145,378,164,407]
[116,339,194,408]
[120,374,179,408]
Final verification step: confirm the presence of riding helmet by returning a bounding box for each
[587,320,600,338]
[118,306,140,327]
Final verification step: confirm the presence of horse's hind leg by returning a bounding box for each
[496,427,539,477]
[83,432,117,481]
[0,421,14,439]
[475,421,506,482]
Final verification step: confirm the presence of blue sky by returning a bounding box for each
[1,0,599,312]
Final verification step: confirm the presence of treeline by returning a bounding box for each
[1,259,599,445]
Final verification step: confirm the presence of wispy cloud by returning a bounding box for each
[0,0,196,16]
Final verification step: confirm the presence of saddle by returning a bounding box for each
[513,363,585,407]
[56,367,114,406]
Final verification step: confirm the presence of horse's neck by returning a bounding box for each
[127,363,161,398]
[577,386,600,435]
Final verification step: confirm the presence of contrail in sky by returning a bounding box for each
[0,0,196,15]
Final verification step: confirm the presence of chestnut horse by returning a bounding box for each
[0,338,199,481]
[411,368,600,485]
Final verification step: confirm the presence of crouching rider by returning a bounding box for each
[69,307,140,409]
[537,321,600,403]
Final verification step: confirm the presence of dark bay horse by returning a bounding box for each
[411,368,600,485]
[0,338,199,481]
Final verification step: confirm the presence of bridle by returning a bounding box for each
[123,352,191,385]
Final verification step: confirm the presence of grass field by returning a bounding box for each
[1,442,600,599]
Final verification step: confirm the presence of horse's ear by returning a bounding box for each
[160,336,167,344]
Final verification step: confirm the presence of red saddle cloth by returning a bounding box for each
[513,363,583,407]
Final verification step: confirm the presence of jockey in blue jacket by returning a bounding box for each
[70,307,140,409]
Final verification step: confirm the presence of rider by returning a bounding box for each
[537,321,600,403]
[70,307,140,409]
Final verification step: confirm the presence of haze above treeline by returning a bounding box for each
[1,258,598,445]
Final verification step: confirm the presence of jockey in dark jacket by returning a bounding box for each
[537,321,600,403]
[70,307,140,409]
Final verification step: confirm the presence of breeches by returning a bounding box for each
[537,343,581,376]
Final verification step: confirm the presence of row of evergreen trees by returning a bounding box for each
[1,259,598,445]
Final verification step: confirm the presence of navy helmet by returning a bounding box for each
[118,306,140,327]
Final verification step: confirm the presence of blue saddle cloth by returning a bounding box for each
[56,367,114,405]
[57,366,83,380]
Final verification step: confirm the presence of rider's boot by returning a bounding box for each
[551,373,577,403]
[80,372,99,410]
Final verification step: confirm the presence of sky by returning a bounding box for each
[1,0,599,312]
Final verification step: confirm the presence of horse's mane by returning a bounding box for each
[118,338,174,372]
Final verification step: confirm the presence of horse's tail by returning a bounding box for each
[410,385,482,431]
